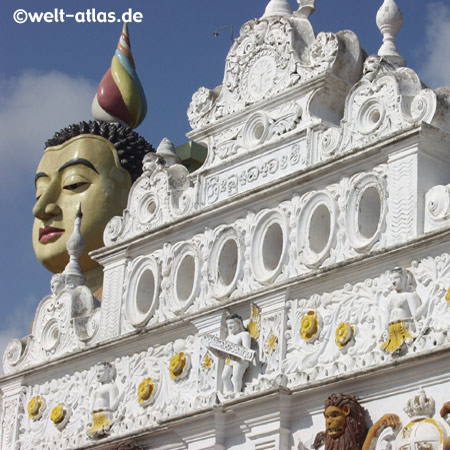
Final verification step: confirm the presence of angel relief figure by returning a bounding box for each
[87,362,122,439]
[379,268,424,354]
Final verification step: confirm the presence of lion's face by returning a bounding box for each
[324,405,350,439]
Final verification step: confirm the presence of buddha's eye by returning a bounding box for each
[63,182,88,191]
[62,174,90,192]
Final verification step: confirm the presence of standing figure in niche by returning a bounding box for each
[222,314,252,393]
[380,267,423,354]
[87,362,120,438]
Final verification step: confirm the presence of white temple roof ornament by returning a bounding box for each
[156,137,182,166]
[295,0,315,19]
[376,0,405,67]
[63,205,86,288]
[403,389,435,420]
[262,0,293,18]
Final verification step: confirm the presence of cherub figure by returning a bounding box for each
[222,314,252,393]
[380,268,423,354]
[50,273,66,296]
[87,362,120,438]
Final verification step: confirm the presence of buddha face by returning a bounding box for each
[33,135,131,274]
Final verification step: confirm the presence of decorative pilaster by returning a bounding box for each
[98,253,129,341]
[0,379,23,450]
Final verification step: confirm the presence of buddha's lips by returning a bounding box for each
[39,226,65,243]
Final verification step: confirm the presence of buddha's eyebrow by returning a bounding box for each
[35,172,48,185]
[58,158,99,174]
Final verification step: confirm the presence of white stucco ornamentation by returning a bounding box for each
[6,1,450,448]
[87,362,121,439]
[104,138,196,245]
[368,390,448,450]
[425,184,450,233]
[3,213,101,375]
[319,60,440,158]
[283,255,450,386]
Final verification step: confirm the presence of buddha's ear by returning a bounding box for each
[343,405,351,416]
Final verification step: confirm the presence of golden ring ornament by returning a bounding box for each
[335,322,354,348]
[300,311,319,341]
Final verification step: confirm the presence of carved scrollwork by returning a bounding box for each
[3,285,100,375]
[104,163,195,245]
[309,32,339,68]
[187,86,218,130]
[320,127,342,159]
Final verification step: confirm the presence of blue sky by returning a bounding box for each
[1,0,449,361]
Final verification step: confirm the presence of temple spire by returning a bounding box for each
[63,205,86,287]
[263,0,293,18]
[376,0,405,67]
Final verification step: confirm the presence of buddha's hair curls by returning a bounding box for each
[45,120,155,182]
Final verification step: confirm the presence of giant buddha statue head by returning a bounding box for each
[32,24,153,291]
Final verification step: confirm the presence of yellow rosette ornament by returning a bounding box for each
[50,403,70,429]
[300,311,319,342]
[335,322,354,349]
[137,378,155,406]
[169,352,189,380]
[28,396,45,421]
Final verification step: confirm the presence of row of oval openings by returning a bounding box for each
[130,186,382,324]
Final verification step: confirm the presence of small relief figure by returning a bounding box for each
[253,21,268,45]
[222,314,252,393]
[380,268,423,354]
[362,55,396,82]
[314,393,367,450]
[87,362,121,439]
[50,273,66,296]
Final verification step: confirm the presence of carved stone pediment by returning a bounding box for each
[104,162,196,246]
[188,15,364,133]
[3,285,100,374]
[319,60,450,158]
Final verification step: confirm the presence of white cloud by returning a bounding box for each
[0,71,96,188]
[0,295,37,375]
[419,2,450,88]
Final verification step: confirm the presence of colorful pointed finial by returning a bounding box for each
[92,23,147,129]
[263,0,293,18]
[376,0,405,67]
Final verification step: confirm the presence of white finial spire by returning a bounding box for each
[156,138,181,166]
[63,205,86,287]
[376,0,405,67]
[263,0,293,18]
[295,0,315,19]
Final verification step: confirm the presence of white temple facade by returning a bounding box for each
[2,0,450,449]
